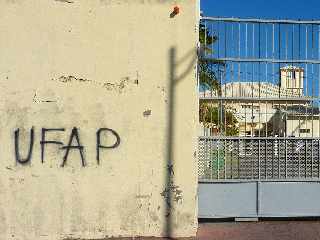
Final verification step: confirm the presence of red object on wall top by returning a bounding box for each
[173,6,180,15]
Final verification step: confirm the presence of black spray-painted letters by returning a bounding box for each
[14,127,121,167]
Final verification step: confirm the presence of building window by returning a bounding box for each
[293,71,296,79]
[300,129,310,133]
[241,105,251,109]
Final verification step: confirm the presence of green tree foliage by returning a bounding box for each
[199,23,239,136]
[199,24,221,93]
[199,102,239,136]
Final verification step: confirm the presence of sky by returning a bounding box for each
[201,0,320,20]
[200,0,320,97]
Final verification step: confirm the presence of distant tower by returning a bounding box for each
[280,66,304,96]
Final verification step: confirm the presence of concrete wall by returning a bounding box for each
[0,1,199,239]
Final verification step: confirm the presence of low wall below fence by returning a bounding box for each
[0,1,199,239]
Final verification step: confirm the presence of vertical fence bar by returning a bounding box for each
[272,23,275,178]
[224,22,227,179]
[284,24,288,179]
[251,23,255,179]
[298,23,302,178]
[258,23,261,179]
[305,24,308,177]
[311,24,315,177]
[216,21,220,180]
[238,22,242,178]
[231,64,234,178]
[278,23,281,178]
[265,24,268,136]
[318,25,320,178]
[291,24,295,178]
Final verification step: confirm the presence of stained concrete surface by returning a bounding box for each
[197,221,320,240]
[0,1,199,238]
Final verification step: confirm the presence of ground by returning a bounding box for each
[67,220,320,240]
[197,220,320,240]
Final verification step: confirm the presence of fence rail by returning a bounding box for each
[201,17,320,25]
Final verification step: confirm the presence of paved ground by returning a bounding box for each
[66,220,320,239]
[197,220,320,240]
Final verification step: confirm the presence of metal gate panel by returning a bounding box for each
[198,182,258,218]
[199,181,320,218]
[198,16,320,218]
[260,182,320,217]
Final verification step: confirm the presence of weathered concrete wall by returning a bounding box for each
[0,0,199,239]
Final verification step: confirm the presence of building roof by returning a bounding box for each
[285,105,320,115]
[280,65,304,71]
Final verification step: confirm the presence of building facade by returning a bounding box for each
[200,65,320,137]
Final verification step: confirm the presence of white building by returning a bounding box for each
[200,66,320,137]
[201,66,304,99]
[280,66,304,96]
[286,106,320,137]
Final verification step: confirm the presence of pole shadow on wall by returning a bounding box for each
[164,46,197,237]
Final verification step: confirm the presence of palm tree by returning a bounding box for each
[199,23,238,136]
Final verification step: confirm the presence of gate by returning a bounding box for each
[198,17,320,218]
